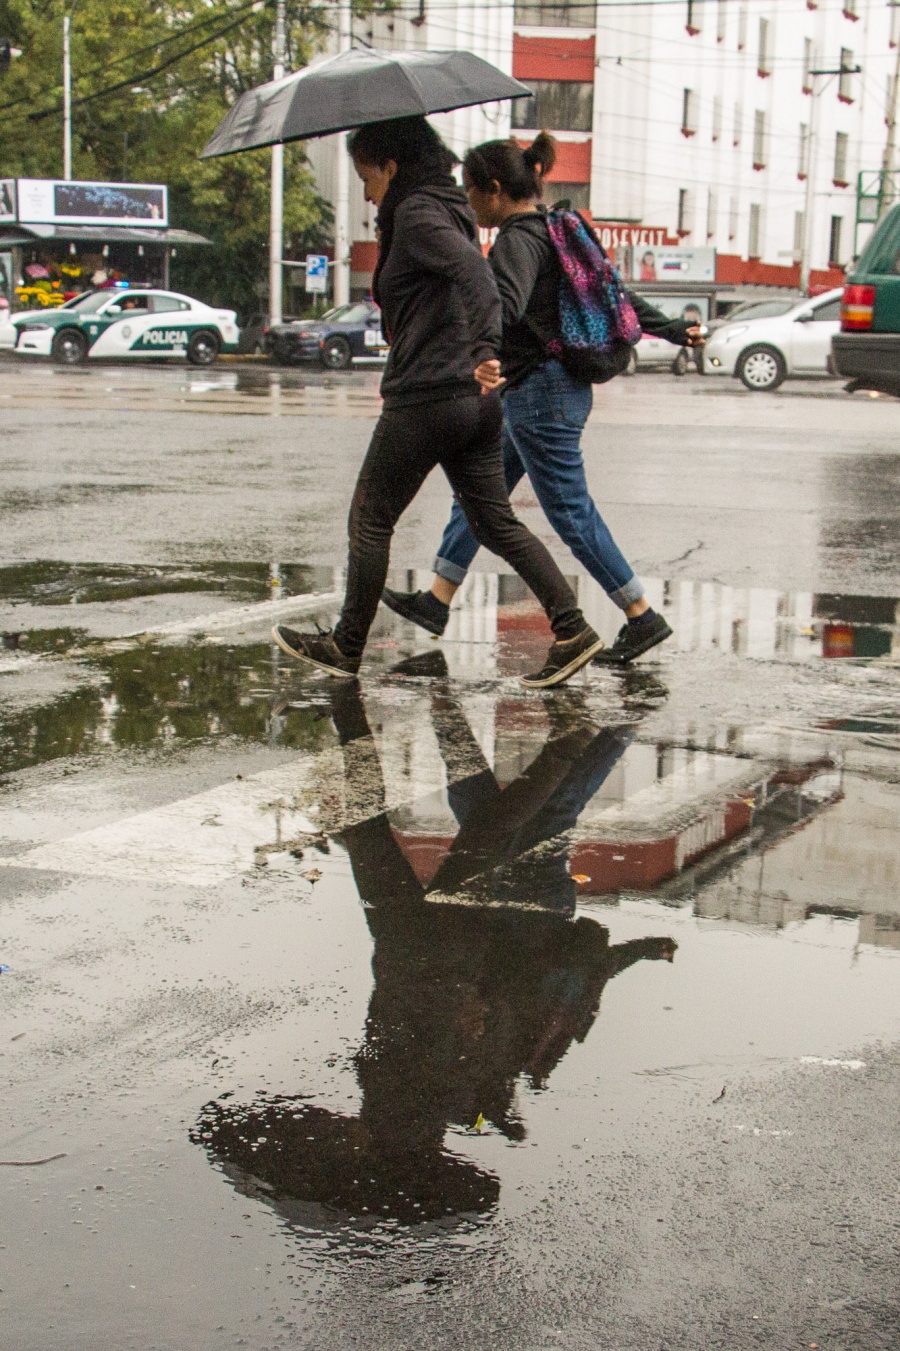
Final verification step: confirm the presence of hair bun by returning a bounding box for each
[522,130,557,178]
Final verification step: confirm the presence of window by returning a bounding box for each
[150,295,190,313]
[829,216,843,265]
[798,122,810,179]
[682,88,698,136]
[717,0,727,42]
[758,18,771,76]
[733,100,743,146]
[514,1,594,26]
[802,38,814,93]
[545,182,590,210]
[738,6,747,50]
[686,0,702,34]
[838,48,856,102]
[833,131,849,186]
[712,95,722,141]
[511,80,593,132]
[729,196,739,240]
[793,211,805,260]
[813,296,842,320]
[753,109,767,168]
[892,4,900,49]
[707,190,718,239]
[748,203,762,258]
[678,188,695,235]
[107,293,151,314]
[333,303,373,324]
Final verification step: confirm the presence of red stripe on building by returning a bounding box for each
[513,35,596,83]
[514,137,591,183]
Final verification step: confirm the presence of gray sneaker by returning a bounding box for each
[520,626,605,689]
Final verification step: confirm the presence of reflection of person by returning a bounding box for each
[681,303,703,326]
[639,249,657,281]
[271,116,602,689]
[382,135,703,668]
[192,674,676,1230]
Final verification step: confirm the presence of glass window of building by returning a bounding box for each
[753,109,767,168]
[544,182,590,210]
[748,203,762,258]
[838,49,856,103]
[511,80,594,132]
[514,1,594,27]
[833,131,849,186]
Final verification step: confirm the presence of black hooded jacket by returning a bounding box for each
[373,176,502,407]
[489,209,694,389]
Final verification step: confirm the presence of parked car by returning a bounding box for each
[264,300,388,369]
[706,295,801,334]
[238,311,300,355]
[10,288,239,365]
[703,287,843,390]
[832,203,900,398]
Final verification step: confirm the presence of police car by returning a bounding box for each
[11,288,240,365]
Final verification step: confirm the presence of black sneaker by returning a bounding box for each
[381,588,448,636]
[593,612,673,666]
[520,626,605,689]
[272,624,359,679]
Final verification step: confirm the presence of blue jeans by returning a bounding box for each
[434,360,643,610]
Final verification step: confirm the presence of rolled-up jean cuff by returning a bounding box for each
[610,575,644,610]
[433,555,469,585]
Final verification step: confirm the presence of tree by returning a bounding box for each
[0,2,383,314]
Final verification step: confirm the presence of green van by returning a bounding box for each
[832,202,900,397]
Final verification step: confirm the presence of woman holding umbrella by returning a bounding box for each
[273,116,603,689]
[382,133,704,666]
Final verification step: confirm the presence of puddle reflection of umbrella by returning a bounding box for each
[200,47,532,158]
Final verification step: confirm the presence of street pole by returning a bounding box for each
[269,0,286,325]
[333,0,352,307]
[879,33,900,218]
[63,13,72,179]
[800,79,820,296]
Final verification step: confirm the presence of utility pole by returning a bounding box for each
[63,13,72,179]
[879,29,900,218]
[800,57,862,294]
[333,0,352,307]
[269,0,286,324]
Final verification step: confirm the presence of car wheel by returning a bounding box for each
[51,328,88,365]
[186,330,220,366]
[320,336,352,370]
[671,348,690,377]
[736,344,787,391]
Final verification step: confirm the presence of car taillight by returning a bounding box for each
[840,284,875,331]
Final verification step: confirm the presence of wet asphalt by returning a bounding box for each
[1,358,899,1351]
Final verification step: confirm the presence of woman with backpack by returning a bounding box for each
[382,133,704,666]
[272,117,604,688]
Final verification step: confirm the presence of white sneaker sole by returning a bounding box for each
[271,626,358,680]
[519,636,606,689]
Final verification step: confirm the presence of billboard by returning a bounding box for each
[15,179,168,227]
[624,245,716,283]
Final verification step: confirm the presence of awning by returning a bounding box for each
[0,223,210,246]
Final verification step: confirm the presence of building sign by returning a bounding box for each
[624,245,716,283]
[593,221,681,251]
[0,180,15,221]
[305,253,328,294]
[15,179,167,227]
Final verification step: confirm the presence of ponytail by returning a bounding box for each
[462,132,557,202]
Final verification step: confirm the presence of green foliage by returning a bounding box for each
[0,1,384,314]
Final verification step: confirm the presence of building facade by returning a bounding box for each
[305,0,899,294]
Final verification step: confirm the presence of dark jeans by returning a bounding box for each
[333,390,585,660]
[435,361,643,609]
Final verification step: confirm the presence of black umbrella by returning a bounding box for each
[200,47,532,158]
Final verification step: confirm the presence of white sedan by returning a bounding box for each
[704,288,843,390]
[7,288,239,365]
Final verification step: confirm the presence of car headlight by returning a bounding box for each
[19,322,52,332]
[722,325,749,343]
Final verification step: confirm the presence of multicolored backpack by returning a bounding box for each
[544,209,642,383]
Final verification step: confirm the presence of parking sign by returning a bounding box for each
[305,254,328,294]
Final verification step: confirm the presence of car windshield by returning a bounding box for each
[727,300,797,322]
[320,303,372,324]
[59,291,118,314]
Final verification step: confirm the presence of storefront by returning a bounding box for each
[0,178,209,310]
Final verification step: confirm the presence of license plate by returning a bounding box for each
[364,328,386,348]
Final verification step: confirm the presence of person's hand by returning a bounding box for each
[684,324,706,348]
[474,358,505,393]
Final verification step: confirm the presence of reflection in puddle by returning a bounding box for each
[0,559,332,609]
[192,681,676,1233]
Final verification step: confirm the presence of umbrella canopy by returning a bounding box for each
[200,47,532,158]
